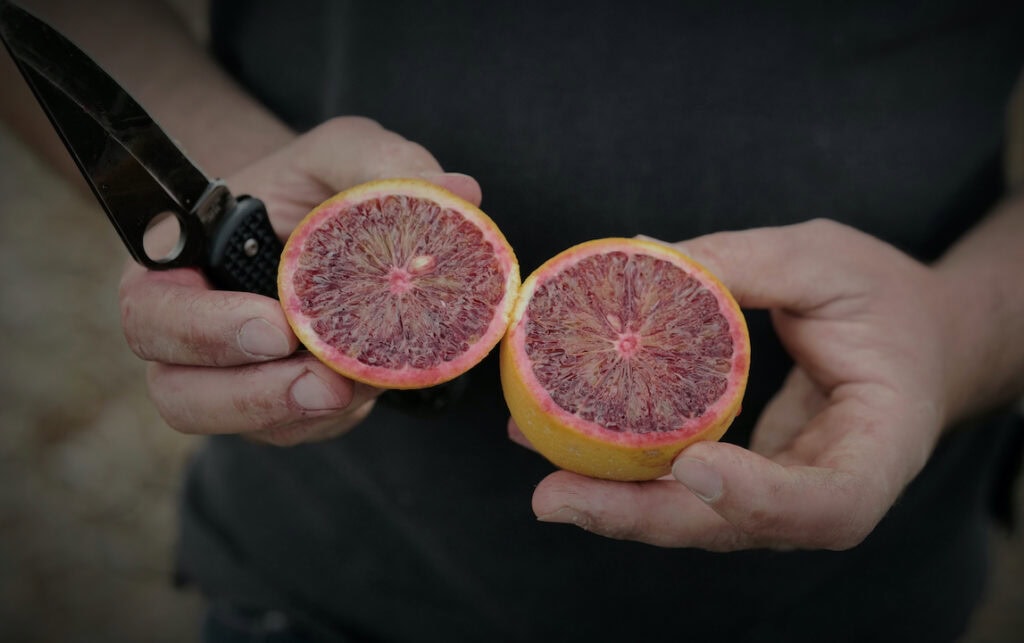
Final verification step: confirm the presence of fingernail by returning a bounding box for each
[290,371,346,411]
[238,319,291,358]
[537,506,587,526]
[673,456,723,502]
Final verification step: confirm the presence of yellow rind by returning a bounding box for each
[500,237,749,482]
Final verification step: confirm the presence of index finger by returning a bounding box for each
[119,264,298,366]
[663,219,903,313]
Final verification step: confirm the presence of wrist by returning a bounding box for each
[932,265,993,425]
[933,194,1024,425]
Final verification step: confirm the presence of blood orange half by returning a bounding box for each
[278,179,520,389]
[500,237,749,481]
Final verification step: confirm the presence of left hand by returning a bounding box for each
[119,117,482,446]
[521,219,956,550]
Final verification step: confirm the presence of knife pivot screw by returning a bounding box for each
[244,238,259,257]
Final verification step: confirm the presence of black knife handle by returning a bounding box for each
[205,196,282,298]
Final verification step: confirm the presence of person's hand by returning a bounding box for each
[524,219,959,550]
[119,117,482,446]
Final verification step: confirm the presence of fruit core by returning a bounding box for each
[289,194,507,371]
[523,250,734,434]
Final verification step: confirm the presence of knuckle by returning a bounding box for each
[119,291,152,360]
[738,505,788,537]
[827,526,871,551]
[825,490,886,551]
[809,511,874,551]
[820,478,887,550]
[704,528,756,552]
[309,115,384,145]
[120,283,238,365]
[591,516,643,542]
[373,138,437,173]
[179,290,246,366]
[794,218,855,253]
[146,365,202,435]
[802,217,843,235]
[232,389,284,432]
[583,501,652,543]
[681,236,724,269]
[312,115,441,179]
[231,363,323,433]
[326,115,383,135]
[804,502,879,551]
[181,313,224,365]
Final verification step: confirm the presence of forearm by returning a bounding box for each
[935,192,1024,424]
[932,67,1024,424]
[0,0,294,182]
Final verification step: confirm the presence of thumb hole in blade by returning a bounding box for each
[143,211,186,264]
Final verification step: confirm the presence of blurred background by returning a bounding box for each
[1,2,1023,642]
[0,124,203,641]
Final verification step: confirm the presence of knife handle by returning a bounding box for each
[205,196,282,298]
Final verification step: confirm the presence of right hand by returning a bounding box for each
[526,220,961,551]
[119,117,482,446]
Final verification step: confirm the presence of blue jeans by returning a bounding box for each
[202,603,312,643]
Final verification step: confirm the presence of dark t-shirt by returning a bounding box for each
[180,2,1024,641]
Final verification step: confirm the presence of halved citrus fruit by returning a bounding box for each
[500,237,749,481]
[278,178,520,389]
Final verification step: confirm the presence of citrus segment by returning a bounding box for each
[278,179,520,389]
[500,237,749,481]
